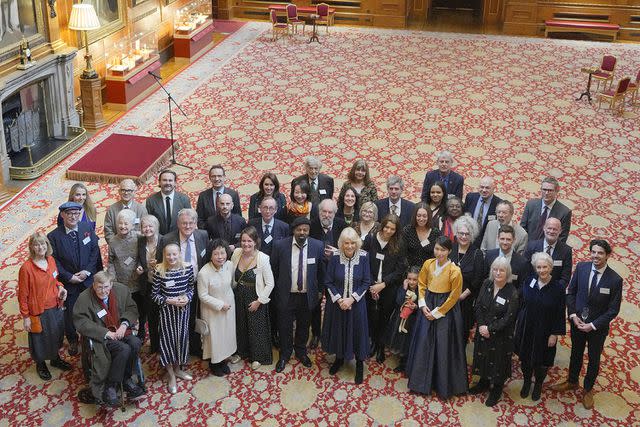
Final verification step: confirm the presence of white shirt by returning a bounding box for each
[291,240,308,293]
[541,199,556,214]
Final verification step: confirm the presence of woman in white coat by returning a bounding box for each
[198,239,237,376]
[231,226,275,369]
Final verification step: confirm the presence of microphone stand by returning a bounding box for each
[148,71,191,170]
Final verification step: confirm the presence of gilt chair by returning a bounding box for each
[270,9,289,41]
[593,55,616,92]
[316,3,330,33]
[286,4,305,35]
[597,77,631,115]
[626,69,640,107]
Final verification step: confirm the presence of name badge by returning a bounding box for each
[376,253,385,260]
[599,287,610,295]
[97,309,107,318]
[511,274,518,281]
[529,278,536,288]
[200,249,206,257]
[447,194,456,199]
[488,215,496,221]
[307,258,316,264]
[264,235,273,244]
[124,257,134,266]
[53,271,58,278]
[166,280,175,287]
[319,189,327,195]
[134,218,140,224]
[420,239,430,248]
[82,236,91,245]
[234,233,241,239]
[496,296,506,305]
[553,260,563,267]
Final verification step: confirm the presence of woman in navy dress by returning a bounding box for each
[151,243,194,394]
[248,172,287,221]
[515,252,566,401]
[322,227,371,384]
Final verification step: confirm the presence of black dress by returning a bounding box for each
[400,225,441,269]
[472,279,519,386]
[385,286,418,356]
[514,276,566,370]
[450,243,484,343]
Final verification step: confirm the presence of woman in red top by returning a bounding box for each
[18,232,71,380]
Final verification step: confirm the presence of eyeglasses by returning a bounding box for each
[457,232,470,237]
[261,206,277,211]
[541,187,556,193]
[64,211,81,216]
[119,189,134,193]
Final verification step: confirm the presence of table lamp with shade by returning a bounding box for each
[68,3,101,79]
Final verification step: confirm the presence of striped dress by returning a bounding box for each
[151,265,194,367]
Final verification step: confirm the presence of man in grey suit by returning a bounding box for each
[103,179,148,244]
[481,200,528,254]
[196,164,242,229]
[145,169,192,235]
[157,208,210,356]
[520,176,572,243]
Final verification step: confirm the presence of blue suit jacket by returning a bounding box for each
[270,237,325,309]
[421,169,464,201]
[48,222,101,288]
[248,217,290,256]
[375,197,415,228]
[566,262,622,332]
[523,239,572,288]
[463,192,502,242]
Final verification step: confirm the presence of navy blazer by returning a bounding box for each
[248,217,290,256]
[196,187,242,229]
[421,169,464,201]
[48,222,101,288]
[523,239,573,288]
[375,197,415,228]
[292,173,334,203]
[205,213,247,245]
[463,192,503,242]
[484,248,530,293]
[566,262,622,333]
[270,236,325,309]
[247,192,287,221]
[310,217,347,248]
[520,198,572,243]
[145,191,192,236]
[157,229,211,270]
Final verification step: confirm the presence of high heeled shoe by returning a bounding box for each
[329,358,344,375]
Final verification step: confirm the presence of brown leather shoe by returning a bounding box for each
[550,381,578,392]
[583,390,594,409]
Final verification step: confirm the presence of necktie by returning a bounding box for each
[185,238,192,264]
[311,180,317,191]
[589,269,599,295]
[546,244,553,255]
[537,206,548,239]
[224,218,231,240]
[391,204,398,216]
[477,199,485,228]
[264,224,271,237]
[215,191,222,211]
[69,230,78,244]
[165,196,171,228]
[296,244,304,291]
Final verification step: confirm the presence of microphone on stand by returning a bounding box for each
[148,70,162,79]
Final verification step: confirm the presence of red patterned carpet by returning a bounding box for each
[0,24,639,426]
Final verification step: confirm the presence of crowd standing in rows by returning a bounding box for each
[17,151,623,411]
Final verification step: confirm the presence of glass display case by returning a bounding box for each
[104,30,158,77]
[174,0,212,35]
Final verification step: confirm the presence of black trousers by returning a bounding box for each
[147,296,160,353]
[310,292,323,338]
[131,291,147,341]
[104,335,142,384]
[278,293,312,361]
[188,291,202,356]
[568,323,608,391]
[64,283,84,343]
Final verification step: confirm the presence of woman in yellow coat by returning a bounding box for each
[406,235,468,398]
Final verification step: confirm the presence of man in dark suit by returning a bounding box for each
[523,218,572,288]
[48,201,101,356]
[145,169,192,236]
[520,176,572,243]
[271,217,325,372]
[375,175,414,228]
[464,176,502,245]
[158,208,210,356]
[206,194,247,250]
[196,164,242,229]
[484,225,530,293]
[552,239,623,410]
[420,150,464,200]
[292,156,334,204]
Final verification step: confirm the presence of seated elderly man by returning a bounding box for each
[73,271,145,406]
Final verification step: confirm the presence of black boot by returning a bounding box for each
[485,384,502,407]
[520,367,532,398]
[355,360,364,384]
[376,345,386,364]
[531,367,547,401]
[329,358,344,375]
[394,355,407,373]
[469,377,490,394]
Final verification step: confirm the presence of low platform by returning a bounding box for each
[544,20,620,41]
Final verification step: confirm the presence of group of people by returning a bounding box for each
[17,151,623,410]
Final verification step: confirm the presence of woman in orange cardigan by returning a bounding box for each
[18,232,71,380]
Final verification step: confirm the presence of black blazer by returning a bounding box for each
[270,236,325,309]
[375,197,415,228]
[463,192,503,242]
[248,192,287,221]
[248,217,290,256]
[157,229,210,271]
[484,248,530,293]
[205,213,247,245]
[421,169,464,201]
[523,239,573,288]
[566,262,622,333]
[196,187,242,229]
[48,222,101,288]
[363,234,404,301]
[310,217,347,248]
[520,198,572,243]
[145,191,192,236]
[293,173,334,203]
[450,244,485,298]
[136,235,164,295]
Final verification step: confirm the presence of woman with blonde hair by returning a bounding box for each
[57,183,97,230]
[351,202,379,241]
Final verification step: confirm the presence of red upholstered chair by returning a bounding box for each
[593,55,616,92]
[597,77,631,115]
[316,3,330,33]
[286,4,305,35]
[270,9,289,41]
[626,69,640,107]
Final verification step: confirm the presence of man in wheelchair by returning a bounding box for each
[73,271,145,406]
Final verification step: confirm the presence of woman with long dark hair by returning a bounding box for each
[248,172,287,220]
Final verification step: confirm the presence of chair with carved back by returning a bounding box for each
[593,55,616,92]
[626,69,640,107]
[316,3,330,33]
[597,76,631,115]
[286,4,305,35]
[270,9,289,41]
